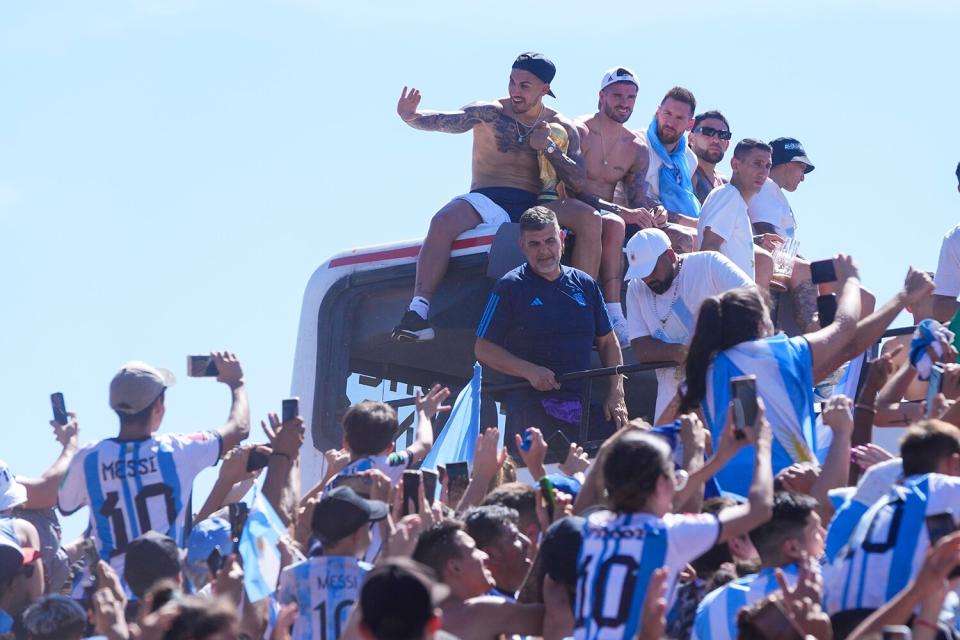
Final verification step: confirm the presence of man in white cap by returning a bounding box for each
[625,228,754,422]
[58,352,250,580]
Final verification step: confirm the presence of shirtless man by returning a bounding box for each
[572,67,667,344]
[392,52,602,343]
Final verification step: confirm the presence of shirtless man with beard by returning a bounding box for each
[392,52,603,343]
[571,67,668,344]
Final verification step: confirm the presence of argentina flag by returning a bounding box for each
[238,484,287,602]
[421,361,484,472]
[702,333,817,496]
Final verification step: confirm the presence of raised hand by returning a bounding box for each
[850,443,895,471]
[904,266,935,305]
[397,86,422,121]
[822,394,854,436]
[757,233,784,252]
[415,384,452,417]
[261,412,305,459]
[832,253,860,283]
[212,351,244,388]
[51,411,79,449]
[473,427,508,480]
[863,344,902,392]
[559,442,590,476]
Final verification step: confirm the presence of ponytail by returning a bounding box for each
[680,288,768,412]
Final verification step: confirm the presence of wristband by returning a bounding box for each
[854,403,876,413]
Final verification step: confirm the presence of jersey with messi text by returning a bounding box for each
[278,555,371,640]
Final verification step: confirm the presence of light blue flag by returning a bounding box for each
[421,362,485,471]
[238,484,287,603]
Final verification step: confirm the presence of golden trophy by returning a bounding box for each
[537,123,570,204]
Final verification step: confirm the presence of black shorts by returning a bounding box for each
[471,187,539,223]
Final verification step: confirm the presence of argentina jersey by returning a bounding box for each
[277,555,370,640]
[691,565,798,640]
[702,334,817,496]
[574,510,718,640]
[824,473,960,614]
[58,432,220,574]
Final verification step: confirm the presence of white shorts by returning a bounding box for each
[451,192,512,228]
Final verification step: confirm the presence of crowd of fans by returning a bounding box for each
[5,51,960,640]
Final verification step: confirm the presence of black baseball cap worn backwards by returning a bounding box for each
[512,52,557,98]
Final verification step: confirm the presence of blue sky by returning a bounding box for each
[2,1,957,542]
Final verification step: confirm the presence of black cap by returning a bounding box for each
[512,52,557,98]
[360,557,450,640]
[312,486,389,543]
[539,515,584,588]
[770,137,815,173]
[123,531,182,599]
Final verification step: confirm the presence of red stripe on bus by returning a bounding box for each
[328,235,496,268]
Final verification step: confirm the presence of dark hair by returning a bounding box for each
[660,86,696,116]
[519,206,558,233]
[956,161,960,187]
[900,420,960,477]
[412,521,467,582]
[603,431,673,512]
[748,492,817,564]
[690,497,738,576]
[694,110,730,130]
[464,505,519,550]
[22,594,86,640]
[733,138,772,160]
[116,389,165,428]
[482,482,538,532]
[681,288,769,412]
[163,595,237,640]
[342,401,399,457]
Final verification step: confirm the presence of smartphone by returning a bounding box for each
[228,502,249,553]
[810,259,838,285]
[187,355,219,377]
[817,294,838,328]
[925,512,960,578]
[730,375,758,439]
[246,449,269,472]
[446,461,470,504]
[545,430,572,465]
[539,476,556,521]
[331,474,373,498]
[402,470,421,516]
[520,430,534,452]
[51,392,68,425]
[926,364,944,418]
[437,465,447,485]
[282,397,300,422]
[206,546,224,577]
[750,599,803,640]
[421,469,438,503]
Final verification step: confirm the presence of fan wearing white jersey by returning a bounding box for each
[824,420,960,636]
[692,491,826,640]
[278,486,388,640]
[58,353,250,580]
[572,410,774,640]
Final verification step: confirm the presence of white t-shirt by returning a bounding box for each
[747,178,797,239]
[58,431,222,577]
[574,510,719,640]
[626,252,754,420]
[635,130,698,200]
[698,184,755,279]
[934,224,960,298]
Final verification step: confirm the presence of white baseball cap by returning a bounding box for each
[0,460,27,512]
[624,229,671,281]
[600,67,639,91]
[110,361,176,415]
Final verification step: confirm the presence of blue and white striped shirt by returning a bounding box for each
[691,565,799,640]
[277,555,371,640]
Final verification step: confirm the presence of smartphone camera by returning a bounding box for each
[187,355,219,377]
[810,259,838,285]
[730,375,758,439]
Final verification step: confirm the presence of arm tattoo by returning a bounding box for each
[624,143,658,209]
[405,103,500,134]
[545,119,587,193]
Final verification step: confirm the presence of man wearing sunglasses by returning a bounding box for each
[689,111,733,205]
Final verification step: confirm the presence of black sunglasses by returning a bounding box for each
[692,126,732,141]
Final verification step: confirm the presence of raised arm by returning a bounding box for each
[406,384,451,465]
[803,255,862,382]
[715,401,774,543]
[396,87,500,133]
[212,352,251,454]
[20,414,79,509]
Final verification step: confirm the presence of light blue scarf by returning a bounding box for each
[646,116,701,218]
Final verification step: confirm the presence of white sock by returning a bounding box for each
[408,296,430,320]
[606,302,625,322]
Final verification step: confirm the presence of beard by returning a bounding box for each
[510,97,537,114]
[647,268,677,295]
[694,147,725,164]
[602,103,632,124]
[657,123,683,145]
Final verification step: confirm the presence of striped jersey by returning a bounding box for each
[701,334,817,496]
[277,555,371,640]
[824,473,960,614]
[824,459,903,562]
[573,510,719,640]
[691,565,799,640]
[58,432,221,575]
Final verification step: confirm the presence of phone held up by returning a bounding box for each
[187,355,219,377]
[246,449,270,473]
[730,375,758,440]
[926,364,945,419]
[282,397,300,423]
[402,470,421,516]
[51,392,68,425]
[809,259,837,285]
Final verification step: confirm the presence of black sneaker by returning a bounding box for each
[391,310,435,342]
